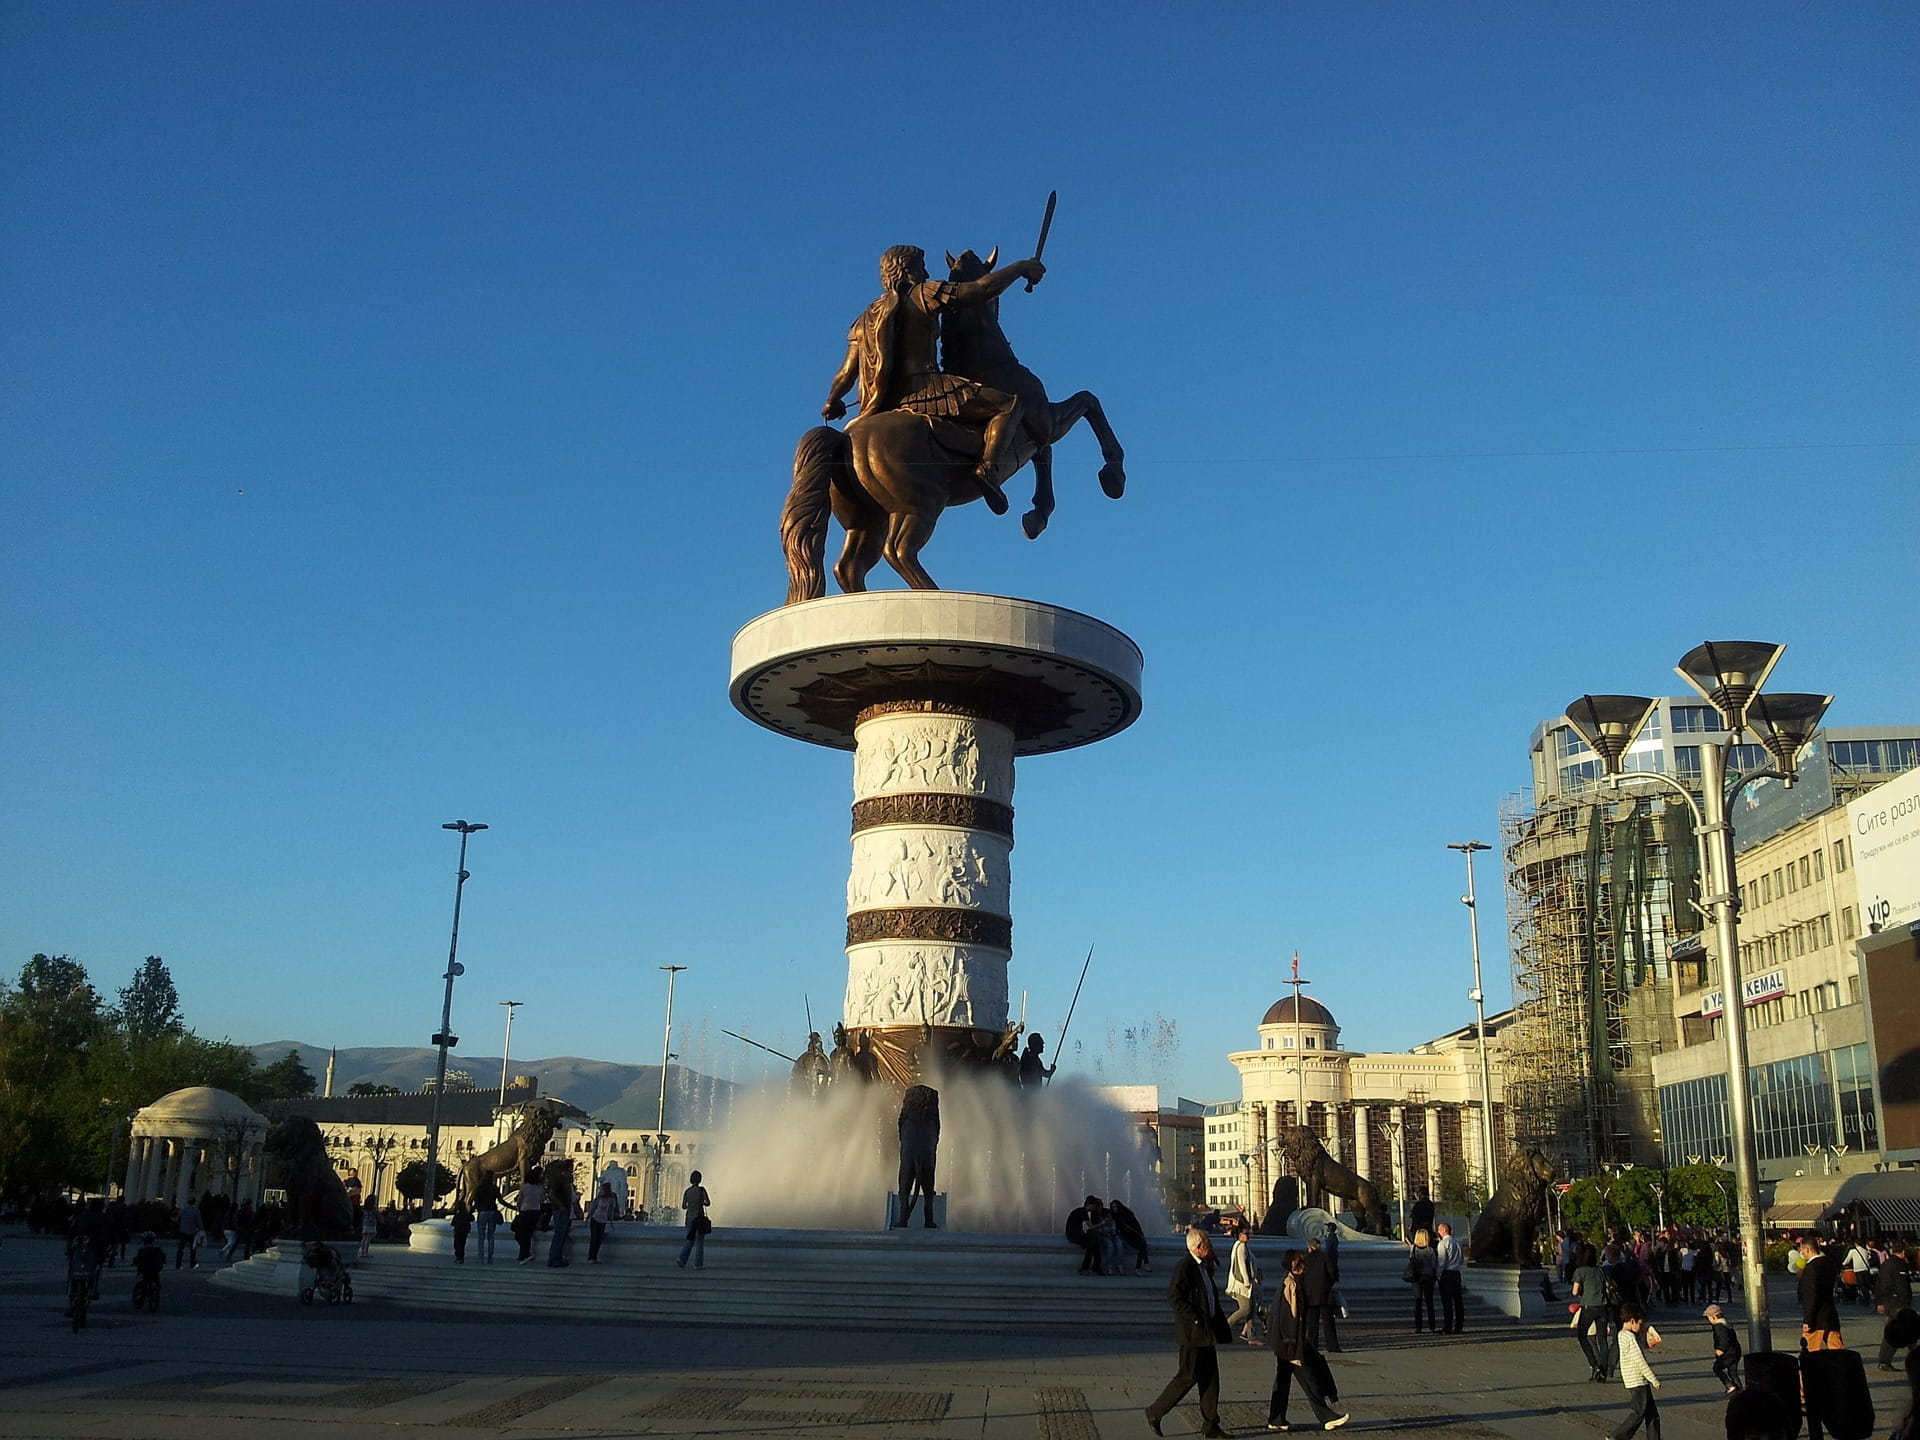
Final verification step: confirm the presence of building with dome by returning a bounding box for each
[1206,994,1519,1226]
[123,1086,272,1210]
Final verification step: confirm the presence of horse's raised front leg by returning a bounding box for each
[1022,445,1055,540]
[882,509,939,591]
[834,526,885,594]
[1048,391,1127,499]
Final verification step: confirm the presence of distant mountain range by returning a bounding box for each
[248,1043,739,1129]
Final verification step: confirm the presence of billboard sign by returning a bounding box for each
[1698,968,1787,1020]
[1849,767,1920,933]
[1859,922,1920,1156]
[1735,741,1838,854]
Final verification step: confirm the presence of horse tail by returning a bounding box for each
[782,425,848,604]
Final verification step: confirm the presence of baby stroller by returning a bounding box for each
[299,1241,353,1306]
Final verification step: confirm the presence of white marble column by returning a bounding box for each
[124,1137,146,1199]
[174,1140,198,1209]
[1353,1104,1371,1177]
[1424,1108,1443,1193]
[842,708,1014,1034]
[158,1138,179,1205]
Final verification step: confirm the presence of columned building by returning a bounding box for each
[1217,997,1514,1226]
[124,1086,271,1209]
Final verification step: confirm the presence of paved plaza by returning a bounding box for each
[1,1229,1910,1439]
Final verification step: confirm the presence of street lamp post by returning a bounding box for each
[653,965,686,1211]
[1378,1120,1407,1239]
[425,820,487,1219]
[498,999,523,1106]
[1562,640,1830,1355]
[1448,840,1502,1200]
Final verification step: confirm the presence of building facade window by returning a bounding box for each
[1833,1044,1880,1152]
[1672,706,1725,734]
[1749,1053,1838,1161]
[1834,838,1849,873]
[1659,1072,1731,1160]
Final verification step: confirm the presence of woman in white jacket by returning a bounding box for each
[1227,1223,1263,1344]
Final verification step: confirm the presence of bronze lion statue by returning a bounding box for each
[1469,1147,1555,1264]
[1275,1124,1390,1235]
[263,1115,355,1238]
[462,1099,562,1198]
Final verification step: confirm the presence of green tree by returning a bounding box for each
[116,956,183,1043]
[394,1159,456,1205]
[1435,1160,1484,1214]
[346,1082,402,1096]
[259,1048,317,1099]
[0,956,105,1198]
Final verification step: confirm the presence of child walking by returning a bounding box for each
[1610,1302,1663,1440]
[1705,1303,1742,1394]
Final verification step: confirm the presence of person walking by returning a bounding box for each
[1799,1237,1844,1351]
[175,1194,202,1270]
[450,1198,472,1264]
[1227,1222,1262,1344]
[1435,1222,1465,1334]
[1144,1227,1234,1438]
[511,1172,545,1264]
[546,1179,578,1268]
[1571,1243,1612,1380]
[677,1170,711,1270]
[1266,1247,1350,1432]
[1608,1302,1664,1440]
[587,1183,617,1263]
[1407,1228,1439,1333]
[1303,1235,1343,1353]
[473,1173,502,1265]
[1704,1303,1742,1394]
[1877,1243,1916,1372]
[358,1198,378,1259]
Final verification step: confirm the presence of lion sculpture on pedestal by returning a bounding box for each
[264,1115,355,1238]
[462,1099,563,1197]
[1469,1147,1556,1265]
[1275,1124,1390,1235]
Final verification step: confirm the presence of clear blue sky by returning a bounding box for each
[4,3,1915,1105]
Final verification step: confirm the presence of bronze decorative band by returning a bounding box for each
[852,793,1014,837]
[855,698,994,726]
[846,908,1012,950]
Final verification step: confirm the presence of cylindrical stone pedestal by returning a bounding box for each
[731,592,1142,1086]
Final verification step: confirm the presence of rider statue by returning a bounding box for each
[821,244,1047,515]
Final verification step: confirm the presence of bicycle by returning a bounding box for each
[132,1272,162,1312]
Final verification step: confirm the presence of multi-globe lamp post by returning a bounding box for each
[1562,639,1830,1353]
[424,820,487,1219]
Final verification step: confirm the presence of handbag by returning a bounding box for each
[695,1214,713,1236]
[1402,1262,1415,1284]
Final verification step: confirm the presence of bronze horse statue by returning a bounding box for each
[940,247,1127,540]
[780,249,1125,602]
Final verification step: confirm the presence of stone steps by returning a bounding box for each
[210,1226,1518,1331]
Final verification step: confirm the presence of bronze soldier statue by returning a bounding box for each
[821,244,1046,514]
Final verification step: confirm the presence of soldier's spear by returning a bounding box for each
[720,1028,797,1064]
[1047,943,1095,1084]
[1025,190,1057,292]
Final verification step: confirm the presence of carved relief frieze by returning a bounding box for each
[847,830,1010,913]
[843,942,1011,1030]
[851,712,1014,803]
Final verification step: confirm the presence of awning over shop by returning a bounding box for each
[1763,1175,1841,1228]
[1822,1172,1920,1236]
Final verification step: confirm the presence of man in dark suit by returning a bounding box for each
[1302,1235,1343,1352]
[1799,1237,1845,1351]
[1145,1227,1235,1437]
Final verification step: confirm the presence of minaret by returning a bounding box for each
[323,1046,337,1098]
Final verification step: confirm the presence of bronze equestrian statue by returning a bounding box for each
[781,215,1127,601]
[461,1099,562,1198]
[1275,1124,1391,1236]
[893,1084,941,1228]
[1469,1148,1556,1265]
[941,247,1126,540]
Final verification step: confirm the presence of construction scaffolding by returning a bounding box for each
[1500,784,1698,1178]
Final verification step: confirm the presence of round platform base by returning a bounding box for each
[730,592,1143,754]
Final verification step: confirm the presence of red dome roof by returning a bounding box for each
[1260,995,1337,1028]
